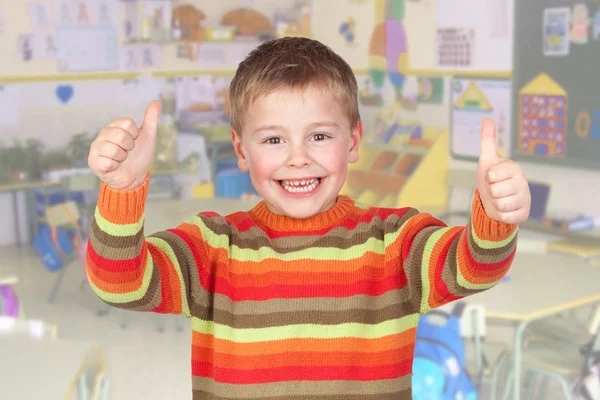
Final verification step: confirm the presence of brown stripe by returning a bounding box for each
[193,390,412,400]
[192,375,412,399]
[195,212,415,253]
[102,261,162,311]
[149,231,213,317]
[467,219,518,262]
[214,287,411,315]
[89,219,144,259]
[402,226,437,313]
[212,299,415,328]
[441,235,468,298]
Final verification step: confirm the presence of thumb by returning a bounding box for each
[479,118,499,160]
[140,100,162,137]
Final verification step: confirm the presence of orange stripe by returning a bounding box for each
[147,241,181,314]
[192,346,414,369]
[470,190,517,241]
[192,329,417,356]
[86,251,147,293]
[98,203,145,226]
[212,263,398,287]
[456,237,509,284]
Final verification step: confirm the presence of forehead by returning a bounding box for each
[244,85,349,125]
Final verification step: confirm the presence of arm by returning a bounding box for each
[85,173,208,317]
[389,189,517,314]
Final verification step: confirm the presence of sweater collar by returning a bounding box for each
[249,195,354,231]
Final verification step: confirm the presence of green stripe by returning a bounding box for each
[89,250,154,303]
[471,221,518,249]
[419,228,448,314]
[191,313,420,342]
[184,215,386,261]
[146,236,191,317]
[95,207,145,237]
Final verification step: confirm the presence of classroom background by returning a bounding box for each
[1,0,599,399]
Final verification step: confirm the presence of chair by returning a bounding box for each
[65,343,111,400]
[501,307,600,400]
[460,305,510,400]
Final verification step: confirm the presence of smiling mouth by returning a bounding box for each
[278,178,322,193]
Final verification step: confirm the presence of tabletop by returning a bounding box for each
[0,337,101,399]
[466,251,600,321]
[0,264,18,286]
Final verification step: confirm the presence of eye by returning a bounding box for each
[312,133,330,141]
[264,137,282,144]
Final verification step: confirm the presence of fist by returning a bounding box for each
[88,101,161,190]
[476,118,531,224]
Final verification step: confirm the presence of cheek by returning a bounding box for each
[247,150,282,180]
[318,145,349,174]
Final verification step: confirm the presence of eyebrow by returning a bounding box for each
[252,121,340,136]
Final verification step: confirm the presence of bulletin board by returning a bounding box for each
[511,0,600,169]
[435,0,514,71]
[450,77,512,161]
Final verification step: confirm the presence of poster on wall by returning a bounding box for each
[450,78,512,160]
[57,27,118,71]
[543,7,571,56]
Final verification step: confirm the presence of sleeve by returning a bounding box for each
[85,173,211,318]
[389,189,518,315]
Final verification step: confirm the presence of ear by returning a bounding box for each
[231,129,249,172]
[348,120,363,164]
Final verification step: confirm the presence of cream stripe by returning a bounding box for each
[94,207,145,237]
[191,313,419,342]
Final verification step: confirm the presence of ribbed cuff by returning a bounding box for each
[98,172,150,216]
[471,189,517,240]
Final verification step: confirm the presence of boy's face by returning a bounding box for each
[232,84,363,219]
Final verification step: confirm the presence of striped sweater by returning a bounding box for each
[86,174,518,400]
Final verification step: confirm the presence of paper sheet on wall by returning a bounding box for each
[175,76,217,112]
[0,7,6,35]
[28,1,54,32]
[0,85,21,127]
[451,78,512,159]
[121,75,164,111]
[56,27,117,71]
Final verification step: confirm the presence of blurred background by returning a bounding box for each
[0,0,599,399]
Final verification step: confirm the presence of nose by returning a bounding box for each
[286,143,311,168]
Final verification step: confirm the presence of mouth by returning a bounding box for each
[277,178,323,194]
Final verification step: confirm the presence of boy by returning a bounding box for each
[87,37,530,399]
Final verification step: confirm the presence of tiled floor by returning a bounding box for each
[1,242,592,399]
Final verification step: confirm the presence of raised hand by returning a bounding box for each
[476,118,531,224]
[88,101,161,190]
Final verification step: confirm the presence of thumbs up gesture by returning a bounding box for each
[476,118,531,224]
[88,101,162,190]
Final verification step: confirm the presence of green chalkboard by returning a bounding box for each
[512,0,600,169]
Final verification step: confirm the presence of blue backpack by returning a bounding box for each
[412,302,478,400]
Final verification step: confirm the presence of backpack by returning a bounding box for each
[412,302,478,400]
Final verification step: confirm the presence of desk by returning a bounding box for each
[465,252,600,400]
[0,180,63,246]
[0,337,106,399]
[0,264,18,286]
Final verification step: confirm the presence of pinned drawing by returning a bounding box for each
[570,3,590,44]
[543,7,571,56]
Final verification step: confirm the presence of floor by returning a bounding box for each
[1,239,592,400]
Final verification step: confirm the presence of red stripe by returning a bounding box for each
[460,233,517,273]
[211,274,405,300]
[191,361,412,383]
[87,241,146,273]
[432,229,463,303]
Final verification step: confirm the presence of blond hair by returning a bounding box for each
[229,37,360,134]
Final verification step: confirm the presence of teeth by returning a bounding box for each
[281,178,320,193]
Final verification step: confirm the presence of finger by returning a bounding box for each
[479,118,499,159]
[491,193,527,213]
[108,117,140,140]
[89,156,119,175]
[141,100,162,138]
[97,127,135,151]
[488,178,528,199]
[486,159,523,183]
[495,207,530,225]
[91,140,128,162]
